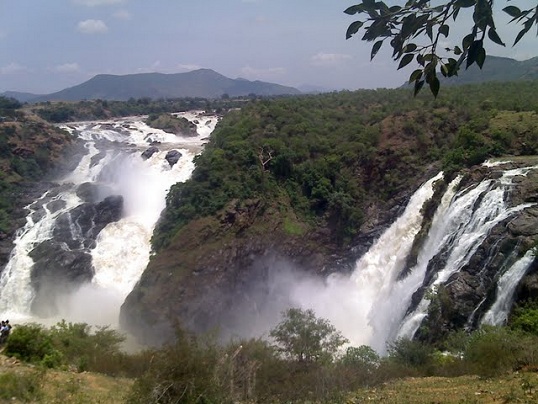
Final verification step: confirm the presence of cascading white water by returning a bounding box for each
[0,112,217,326]
[287,163,537,353]
[288,172,443,352]
[396,165,537,340]
[481,249,535,326]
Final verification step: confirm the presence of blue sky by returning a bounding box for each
[0,0,536,94]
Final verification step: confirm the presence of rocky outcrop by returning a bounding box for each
[141,146,159,160]
[413,160,538,343]
[122,158,538,347]
[165,150,182,167]
[27,194,123,317]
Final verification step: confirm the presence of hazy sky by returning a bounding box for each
[1,0,536,94]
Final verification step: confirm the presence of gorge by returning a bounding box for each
[1,82,538,352]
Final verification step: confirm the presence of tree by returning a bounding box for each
[345,0,538,96]
[269,308,348,363]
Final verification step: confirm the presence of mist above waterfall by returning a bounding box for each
[219,163,538,353]
[0,112,218,329]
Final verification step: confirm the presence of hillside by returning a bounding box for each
[441,55,538,85]
[120,80,538,345]
[0,98,75,268]
[30,69,301,102]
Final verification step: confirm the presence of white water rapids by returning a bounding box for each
[0,111,217,326]
[286,164,536,353]
[0,114,535,351]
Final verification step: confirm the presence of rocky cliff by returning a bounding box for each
[119,82,538,346]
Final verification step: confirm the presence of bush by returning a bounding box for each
[128,328,229,404]
[4,323,55,364]
[387,338,434,372]
[463,326,522,377]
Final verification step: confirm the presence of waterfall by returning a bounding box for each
[288,163,537,353]
[396,166,537,340]
[0,112,217,326]
[481,249,535,326]
[288,172,443,352]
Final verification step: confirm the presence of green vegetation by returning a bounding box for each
[152,80,538,251]
[6,309,538,402]
[145,112,197,135]
[345,0,538,96]
[0,97,73,235]
[32,96,251,123]
[270,308,348,363]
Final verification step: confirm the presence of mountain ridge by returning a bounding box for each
[19,69,301,102]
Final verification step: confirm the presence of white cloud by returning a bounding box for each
[74,0,125,6]
[113,9,131,20]
[240,65,286,80]
[54,63,81,73]
[0,63,28,75]
[77,19,109,34]
[311,52,352,67]
[177,63,202,71]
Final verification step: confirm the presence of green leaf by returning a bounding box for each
[346,21,364,39]
[363,0,376,10]
[513,19,533,45]
[462,33,474,50]
[503,6,522,18]
[414,79,425,96]
[453,46,462,55]
[439,24,449,37]
[456,0,476,8]
[429,74,440,98]
[398,53,414,70]
[440,63,449,77]
[426,23,433,40]
[404,43,417,53]
[466,40,483,68]
[344,5,364,15]
[487,27,505,46]
[371,40,383,60]
[476,47,486,69]
[409,69,423,83]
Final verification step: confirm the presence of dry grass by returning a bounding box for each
[0,354,133,403]
[347,372,538,403]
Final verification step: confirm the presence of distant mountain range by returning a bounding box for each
[2,69,301,103]
[441,55,538,85]
[2,56,537,103]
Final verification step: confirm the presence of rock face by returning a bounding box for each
[165,150,182,167]
[28,194,123,317]
[120,189,416,345]
[121,159,538,346]
[141,146,159,160]
[412,161,538,343]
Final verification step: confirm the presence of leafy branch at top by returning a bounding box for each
[345,0,538,97]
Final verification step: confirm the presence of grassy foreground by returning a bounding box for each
[2,349,538,403]
[0,353,132,403]
[348,373,538,403]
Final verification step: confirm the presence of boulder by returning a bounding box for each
[141,146,159,160]
[165,150,182,167]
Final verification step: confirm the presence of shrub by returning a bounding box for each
[270,308,348,364]
[463,326,522,377]
[128,328,229,404]
[4,323,55,363]
[387,338,434,372]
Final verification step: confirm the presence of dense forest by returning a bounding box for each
[151,81,538,251]
[2,81,538,402]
